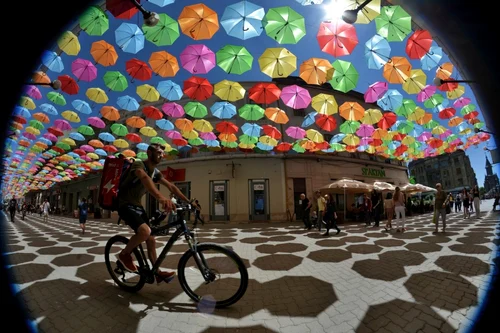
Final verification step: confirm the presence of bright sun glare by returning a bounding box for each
[322,0,348,21]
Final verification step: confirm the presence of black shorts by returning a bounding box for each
[79,216,87,224]
[118,205,149,233]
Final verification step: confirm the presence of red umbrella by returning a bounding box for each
[173,138,188,146]
[315,141,329,150]
[52,146,65,154]
[427,137,443,149]
[103,145,118,153]
[126,58,153,81]
[143,105,163,120]
[275,142,292,152]
[317,19,358,57]
[12,116,27,125]
[183,76,213,101]
[106,0,139,19]
[125,133,142,143]
[248,82,281,104]
[438,107,456,119]
[405,30,433,59]
[47,127,64,136]
[73,148,86,156]
[261,125,281,139]
[315,114,337,132]
[394,145,408,156]
[58,75,79,95]
[215,121,238,134]
[392,133,406,141]
[369,138,383,146]
[377,112,397,129]
[437,78,459,91]
[463,110,478,120]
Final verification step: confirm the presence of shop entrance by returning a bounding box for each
[293,178,306,220]
[249,179,269,221]
[209,180,229,221]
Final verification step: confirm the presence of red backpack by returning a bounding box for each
[97,156,134,211]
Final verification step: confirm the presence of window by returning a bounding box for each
[456,168,462,175]
[293,109,306,117]
[454,157,459,164]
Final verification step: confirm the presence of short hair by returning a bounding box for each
[386,192,393,199]
[148,143,166,151]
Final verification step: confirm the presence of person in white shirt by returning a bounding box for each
[42,198,51,223]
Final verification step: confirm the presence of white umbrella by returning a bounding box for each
[320,178,373,220]
[373,181,395,192]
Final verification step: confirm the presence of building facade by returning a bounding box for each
[484,156,499,193]
[408,149,477,192]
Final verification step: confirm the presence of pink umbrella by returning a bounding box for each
[356,124,374,137]
[180,44,216,74]
[451,138,463,146]
[80,155,92,162]
[88,116,106,128]
[162,102,185,117]
[199,132,216,140]
[54,119,72,131]
[23,132,37,140]
[416,85,436,102]
[71,58,98,82]
[80,145,95,152]
[418,133,433,143]
[360,137,373,145]
[280,85,311,109]
[24,85,42,100]
[364,81,388,103]
[166,130,182,139]
[453,97,471,108]
[438,129,452,139]
[285,126,306,139]
[37,158,45,162]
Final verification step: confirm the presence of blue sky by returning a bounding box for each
[9,0,493,187]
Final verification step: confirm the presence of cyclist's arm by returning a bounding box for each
[157,175,190,202]
[135,168,167,200]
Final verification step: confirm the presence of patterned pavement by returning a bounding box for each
[1,201,499,333]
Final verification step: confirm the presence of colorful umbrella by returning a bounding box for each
[378,89,403,111]
[248,82,281,104]
[258,47,296,78]
[263,6,306,44]
[339,102,365,121]
[80,5,109,36]
[41,51,64,73]
[183,76,213,101]
[90,40,118,67]
[115,22,145,54]
[402,69,427,94]
[180,44,216,74]
[178,3,219,40]
[71,58,98,82]
[299,58,333,85]
[383,56,411,84]
[216,45,253,75]
[210,101,236,119]
[317,19,358,57]
[264,107,289,124]
[364,81,388,103]
[149,51,179,77]
[184,101,208,118]
[58,75,79,95]
[117,95,140,111]
[214,80,246,102]
[88,116,106,128]
[106,0,139,19]
[57,31,80,56]
[311,93,338,115]
[142,13,179,46]
[280,85,311,109]
[125,58,152,81]
[157,80,183,100]
[238,104,265,121]
[162,102,185,117]
[136,84,160,102]
[329,59,358,93]
[375,5,411,42]
[86,87,108,104]
[405,29,433,59]
[420,45,443,71]
[220,1,265,40]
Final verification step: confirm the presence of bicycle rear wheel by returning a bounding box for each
[177,243,248,309]
[104,235,146,292]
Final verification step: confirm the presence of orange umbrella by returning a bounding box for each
[339,102,365,121]
[436,62,453,80]
[415,112,433,125]
[126,116,146,128]
[33,112,50,123]
[264,107,289,124]
[383,56,411,84]
[299,58,333,85]
[149,51,179,77]
[219,133,237,142]
[121,149,136,158]
[100,105,120,121]
[178,3,219,40]
[90,40,118,67]
[88,139,104,148]
[32,71,51,84]
[175,118,194,132]
[11,122,23,130]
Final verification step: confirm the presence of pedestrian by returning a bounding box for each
[300,193,312,229]
[322,194,340,236]
[384,192,394,231]
[455,193,461,212]
[78,198,88,234]
[362,193,372,226]
[462,188,471,218]
[315,190,326,232]
[8,197,17,222]
[493,193,499,212]
[192,199,205,227]
[433,183,449,233]
[42,198,51,223]
[393,187,406,232]
[371,189,382,227]
[472,185,481,218]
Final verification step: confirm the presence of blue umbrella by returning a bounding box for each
[117,95,140,111]
[210,101,237,119]
[94,148,108,156]
[13,106,31,118]
[136,143,150,151]
[148,0,175,7]
[39,103,58,115]
[72,99,92,114]
[38,137,53,145]
[156,119,174,130]
[69,132,86,141]
[257,142,273,151]
[98,159,106,164]
[41,50,64,73]
[408,124,424,137]
[364,35,391,70]
[377,89,403,111]
[179,145,192,152]
[98,132,116,142]
[420,44,443,71]
[205,139,220,147]
[301,111,317,127]
[241,123,262,137]
[329,133,346,144]
[157,80,183,100]
[67,152,80,158]
[220,1,265,40]
[296,0,324,5]
[115,22,145,54]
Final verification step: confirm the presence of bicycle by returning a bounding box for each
[104,201,249,308]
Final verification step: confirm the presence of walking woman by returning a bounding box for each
[472,185,481,218]
[192,199,205,227]
[384,192,394,231]
[462,188,471,218]
[78,198,88,235]
[433,183,449,233]
[322,194,340,236]
[371,189,382,227]
[393,187,406,232]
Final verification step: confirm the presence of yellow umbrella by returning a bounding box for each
[181,130,199,140]
[57,31,80,56]
[136,84,160,102]
[61,138,76,146]
[25,126,40,135]
[402,69,427,94]
[86,88,108,104]
[311,94,338,115]
[458,127,471,135]
[406,107,425,121]
[259,135,278,146]
[383,130,397,140]
[87,152,99,160]
[401,135,415,145]
[214,80,245,102]
[193,119,213,132]
[365,145,376,154]
[61,110,80,122]
[299,58,333,85]
[339,102,365,121]
[446,85,465,99]
[19,96,36,110]
[55,165,64,171]
[239,142,255,149]
[306,129,324,143]
[431,125,447,135]
[139,126,157,137]
[258,47,296,78]
[448,116,463,127]
[342,134,360,146]
[264,107,289,124]
[113,139,129,148]
[415,112,433,125]
[361,108,382,125]
[334,0,381,24]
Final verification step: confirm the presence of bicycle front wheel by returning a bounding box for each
[177,243,248,309]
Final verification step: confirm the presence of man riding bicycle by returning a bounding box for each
[118,143,190,284]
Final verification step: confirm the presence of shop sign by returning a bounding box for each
[214,185,225,192]
[362,167,386,178]
[253,184,265,191]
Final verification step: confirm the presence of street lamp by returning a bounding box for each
[24,80,61,90]
[129,0,159,27]
[433,77,475,86]
[341,0,373,24]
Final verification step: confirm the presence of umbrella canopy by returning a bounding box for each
[299,58,333,85]
[178,3,219,40]
[220,1,265,40]
[90,40,118,67]
[281,85,311,109]
[216,45,253,75]
[115,22,145,54]
[329,59,359,93]
[262,6,306,44]
[142,13,179,46]
[214,80,246,102]
[80,6,109,36]
[375,5,411,42]
[149,51,179,77]
[317,19,358,57]
[258,47,296,78]
[180,44,216,74]
[183,76,213,101]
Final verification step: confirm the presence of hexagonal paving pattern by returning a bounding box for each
[51,254,95,267]
[307,249,352,263]
[252,254,303,271]
[435,255,490,276]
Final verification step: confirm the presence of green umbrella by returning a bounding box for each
[339,120,361,134]
[184,101,208,118]
[79,5,109,36]
[35,161,43,166]
[31,146,43,153]
[474,121,485,129]
[239,134,258,144]
[137,152,148,160]
[55,142,71,151]
[188,137,204,146]
[168,148,179,156]
[150,137,167,145]
[103,71,128,92]
[396,99,417,118]
[375,5,411,42]
[263,6,306,44]
[238,104,265,121]
[292,142,306,153]
[216,45,253,75]
[142,13,179,46]
[110,123,128,136]
[17,146,26,151]
[28,119,45,130]
[329,60,359,93]
[396,120,414,134]
[221,141,238,148]
[77,125,95,136]
[460,104,476,115]
[330,143,346,151]
[423,94,444,109]
[59,162,68,167]
[47,91,66,106]
[423,119,439,130]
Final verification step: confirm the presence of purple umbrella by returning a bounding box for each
[453,97,471,108]
[360,137,374,145]
[280,85,311,110]
[24,85,42,100]
[23,132,37,140]
[180,44,216,74]
[416,85,436,102]
[166,130,182,139]
[199,132,217,140]
[80,145,95,152]
[438,129,452,139]
[285,126,306,139]
[162,102,185,117]
[356,124,375,137]
[417,131,432,142]
[71,58,98,82]
[88,116,106,128]
[54,119,72,131]
[37,157,45,162]
[364,81,388,103]
[81,155,92,162]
